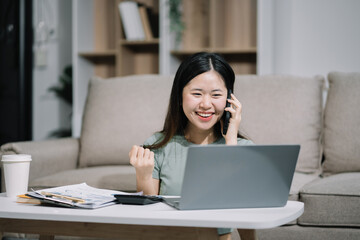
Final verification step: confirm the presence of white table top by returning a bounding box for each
[0,195,303,229]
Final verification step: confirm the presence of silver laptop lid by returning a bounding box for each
[179,145,300,210]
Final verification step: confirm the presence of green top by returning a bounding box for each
[143,133,254,196]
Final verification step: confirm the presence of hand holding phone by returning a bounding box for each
[222,89,232,135]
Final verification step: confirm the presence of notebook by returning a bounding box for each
[163,144,300,210]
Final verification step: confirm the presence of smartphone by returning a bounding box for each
[222,89,232,135]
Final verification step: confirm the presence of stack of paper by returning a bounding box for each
[20,183,141,209]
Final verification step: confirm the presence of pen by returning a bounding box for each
[41,191,86,203]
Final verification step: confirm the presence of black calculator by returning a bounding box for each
[114,194,163,205]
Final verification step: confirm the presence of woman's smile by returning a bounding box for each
[196,112,214,122]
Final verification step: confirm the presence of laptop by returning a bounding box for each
[163,144,300,210]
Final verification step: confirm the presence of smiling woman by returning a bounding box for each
[144,52,248,150]
[182,71,227,139]
[128,52,253,239]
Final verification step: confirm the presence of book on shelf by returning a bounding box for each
[118,1,145,41]
[139,5,153,40]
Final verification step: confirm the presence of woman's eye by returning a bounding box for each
[192,93,201,96]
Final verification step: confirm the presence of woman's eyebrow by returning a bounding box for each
[211,89,223,92]
[190,88,224,92]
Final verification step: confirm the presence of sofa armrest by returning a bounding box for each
[1,138,79,191]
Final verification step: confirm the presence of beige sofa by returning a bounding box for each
[1,72,359,240]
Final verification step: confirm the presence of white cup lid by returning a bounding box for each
[1,154,32,162]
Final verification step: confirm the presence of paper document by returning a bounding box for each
[26,183,142,209]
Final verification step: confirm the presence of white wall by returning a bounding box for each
[159,0,180,75]
[72,0,96,137]
[258,0,360,77]
[32,0,72,140]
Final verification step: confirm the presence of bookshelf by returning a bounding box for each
[116,0,160,76]
[170,0,257,74]
[75,0,159,79]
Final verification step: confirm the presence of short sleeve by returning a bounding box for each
[237,138,254,145]
[143,132,163,146]
[152,148,163,179]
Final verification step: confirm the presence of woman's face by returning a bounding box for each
[182,70,228,133]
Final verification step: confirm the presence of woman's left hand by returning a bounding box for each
[223,93,242,145]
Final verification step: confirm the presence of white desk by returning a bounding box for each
[0,194,303,240]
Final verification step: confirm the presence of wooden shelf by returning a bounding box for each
[79,50,117,58]
[171,47,257,56]
[76,0,256,77]
[120,39,160,46]
[173,0,257,75]
[78,50,116,79]
[115,0,160,76]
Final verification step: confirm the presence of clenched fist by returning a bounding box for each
[129,145,155,180]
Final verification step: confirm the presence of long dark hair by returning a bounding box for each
[147,52,246,149]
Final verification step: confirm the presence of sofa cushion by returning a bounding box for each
[323,72,360,174]
[257,225,360,240]
[298,172,360,227]
[286,172,320,225]
[0,138,79,185]
[79,75,173,167]
[30,165,136,192]
[289,172,320,201]
[234,75,324,173]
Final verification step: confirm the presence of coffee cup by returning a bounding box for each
[1,154,32,198]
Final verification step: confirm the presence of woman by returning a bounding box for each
[129,52,253,240]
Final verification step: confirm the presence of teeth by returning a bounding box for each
[197,113,212,117]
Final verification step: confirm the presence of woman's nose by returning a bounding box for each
[199,95,212,108]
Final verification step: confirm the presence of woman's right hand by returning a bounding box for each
[129,145,155,180]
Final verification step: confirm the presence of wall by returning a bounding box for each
[32,0,72,140]
[72,0,95,137]
[258,0,360,77]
